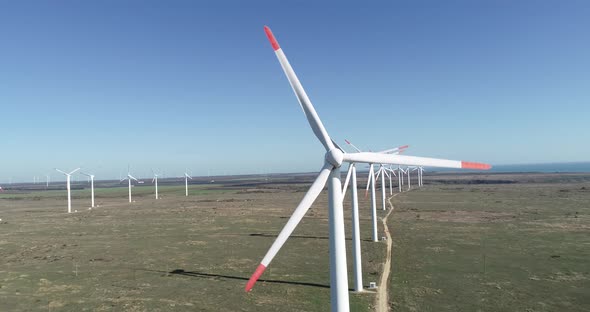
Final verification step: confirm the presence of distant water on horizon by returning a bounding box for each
[488,162,590,173]
[426,162,590,173]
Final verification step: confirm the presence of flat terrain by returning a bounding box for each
[0,177,382,311]
[0,172,589,311]
[389,173,590,312]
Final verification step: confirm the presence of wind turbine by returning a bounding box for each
[351,140,407,238]
[341,139,406,290]
[121,167,138,203]
[341,162,363,291]
[246,26,490,312]
[345,139,379,243]
[55,168,80,213]
[417,166,426,186]
[341,141,406,291]
[398,166,407,191]
[385,165,398,195]
[375,165,394,211]
[152,170,159,199]
[79,172,95,208]
[46,174,50,188]
[184,171,192,197]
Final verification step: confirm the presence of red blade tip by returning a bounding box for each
[245,263,267,292]
[345,139,351,145]
[263,26,280,51]
[461,161,491,170]
[399,145,409,150]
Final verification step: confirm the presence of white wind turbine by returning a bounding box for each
[406,166,414,190]
[341,140,406,290]
[55,168,80,213]
[341,142,407,291]
[341,161,363,291]
[350,141,408,238]
[246,26,491,312]
[152,170,160,199]
[184,170,192,197]
[121,167,138,203]
[415,166,426,187]
[345,140,378,243]
[79,171,96,208]
[374,165,391,211]
[384,165,398,195]
[398,166,407,191]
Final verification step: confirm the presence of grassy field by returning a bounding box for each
[389,174,590,311]
[0,173,588,311]
[0,182,382,311]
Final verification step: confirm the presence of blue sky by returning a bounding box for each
[1,1,589,182]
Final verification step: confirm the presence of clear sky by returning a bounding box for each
[1,1,589,182]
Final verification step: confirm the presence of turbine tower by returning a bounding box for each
[407,166,412,190]
[152,170,160,199]
[246,26,491,312]
[341,162,362,291]
[79,172,96,208]
[55,168,80,213]
[374,165,390,211]
[184,171,192,197]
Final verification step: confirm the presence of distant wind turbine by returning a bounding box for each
[79,171,96,208]
[121,166,139,203]
[184,171,192,197]
[152,170,159,199]
[55,168,80,213]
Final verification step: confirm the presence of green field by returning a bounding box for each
[389,175,590,311]
[0,173,588,311]
[0,182,380,311]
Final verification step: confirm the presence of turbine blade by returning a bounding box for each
[331,139,344,152]
[264,26,334,152]
[341,163,353,197]
[377,144,409,154]
[246,163,333,292]
[128,175,138,181]
[54,168,67,175]
[344,139,362,153]
[383,169,390,178]
[343,153,491,170]
[69,168,81,175]
[364,164,374,197]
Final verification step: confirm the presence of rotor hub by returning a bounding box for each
[325,149,344,168]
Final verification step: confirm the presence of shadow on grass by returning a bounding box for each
[249,233,374,242]
[169,269,332,289]
[139,268,334,289]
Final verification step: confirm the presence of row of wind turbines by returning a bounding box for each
[244,26,491,312]
[53,167,193,213]
[19,25,490,312]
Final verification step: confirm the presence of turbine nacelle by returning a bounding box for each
[325,149,344,168]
